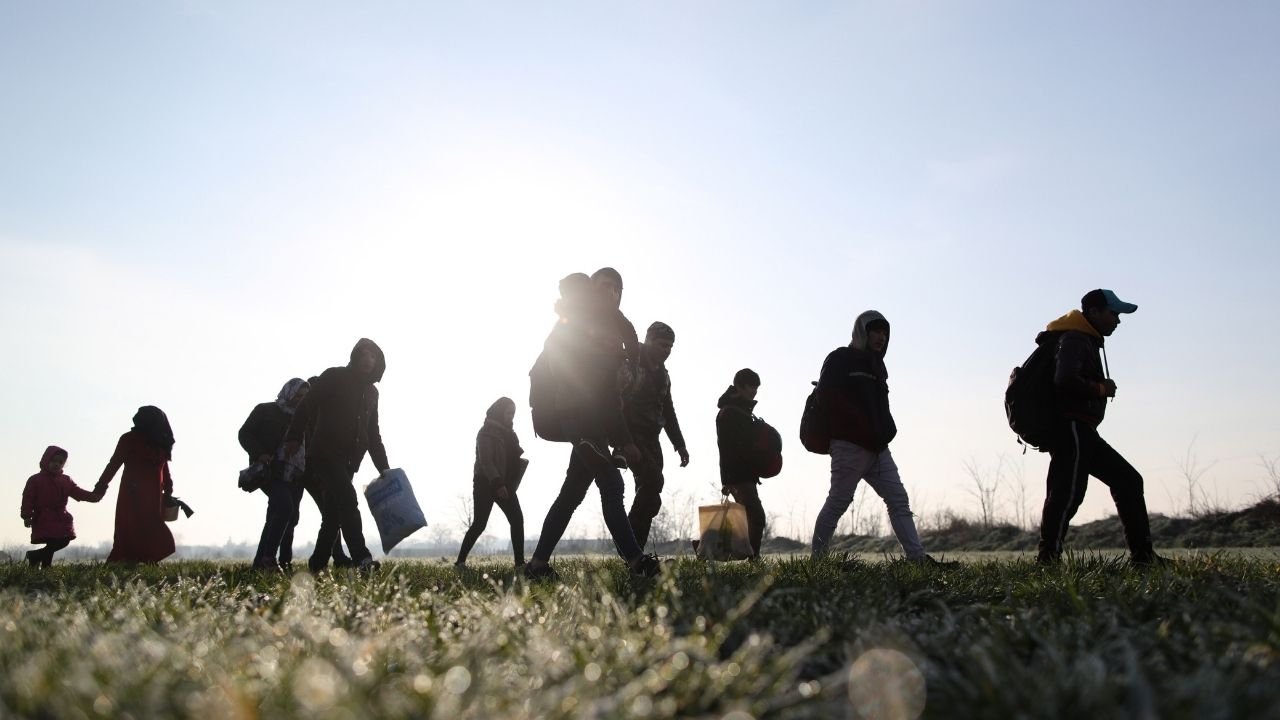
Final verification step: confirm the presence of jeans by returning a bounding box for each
[457,478,525,565]
[724,482,766,557]
[253,472,300,567]
[533,445,643,563]
[309,457,373,570]
[627,433,666,549]
[812,441,924,559]
[1038,420,1153,561]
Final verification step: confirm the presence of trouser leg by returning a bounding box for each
[862,449,925,559]
[812,439,872,556]
[1038,421,1093,561]
[627,434,666,549]
[532,448,596,562]
[457,482,496,564]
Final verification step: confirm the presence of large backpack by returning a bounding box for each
[529,348,572,442]
[1005,333,1060,451]
[799,380,830,455]
[752,416,783,478]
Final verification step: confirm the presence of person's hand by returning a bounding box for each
[257,454,273,466]
[22,517,32,528]
[282,441,301,458]
[677,448,690,468]
[1100,379,1117,398]
[721,485,734,497]
[495,485,510,501]
[622,443,642,467]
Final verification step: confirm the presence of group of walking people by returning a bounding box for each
[19,268,1162,572]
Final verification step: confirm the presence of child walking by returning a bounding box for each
[20,446,105,567]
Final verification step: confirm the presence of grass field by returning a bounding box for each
[2,553,1278,719]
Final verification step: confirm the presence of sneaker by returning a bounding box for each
[333,554,356,568]
[308,558,328,574]
[908,554,959,567]
[252,559,283,574]
[357,558,381,575]
[629,553,661,579]
[1131,553,1170,569]
[1036,553,1062,567]
[25,550,39,568]
[278,561,295,574]
[523,561,560,582]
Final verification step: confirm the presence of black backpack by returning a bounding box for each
[529,348,572,442]
[1005,333,1060,451]
[799,380,831,455]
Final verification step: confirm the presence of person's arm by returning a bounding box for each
[662,382,689,465]
[366,392,390,474]
[21,478,35,525]
[1055,333,1109,398]
[62,475,101,503]
[95,435,126,494]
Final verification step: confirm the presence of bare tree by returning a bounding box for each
[455,493,474,533]
[1175,438,1217,516]
[1262,454,1280,499]
[1007,456,1032,530]
[963,457,1002,528]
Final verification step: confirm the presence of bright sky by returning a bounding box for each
[3,3,1278,553]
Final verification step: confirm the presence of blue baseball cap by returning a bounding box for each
[1082,289,1138,314]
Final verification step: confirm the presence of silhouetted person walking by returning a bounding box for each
[285,339,391,573]
[97,406,178,564]
[717,368,767,559]
[456,397,527,568]
[21,446,105,567]
[1036,290,1161,566]
[810,311,936,563]
[525,269,659,580]
[622,321,689,550]
[239,378,309,572]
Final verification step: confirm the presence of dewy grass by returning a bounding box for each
[0,553,1277,719]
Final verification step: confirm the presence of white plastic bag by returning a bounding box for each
[695,501,754,560]
[363,468,427,553]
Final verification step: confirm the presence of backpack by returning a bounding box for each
[799,380,830,455]
[752,415,784,478]
[529,349,571,442]
[1005,333,1060,451]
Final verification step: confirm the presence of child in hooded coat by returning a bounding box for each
[20,446,105,567]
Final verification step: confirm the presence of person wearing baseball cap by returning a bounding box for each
[1035,289,1164,567]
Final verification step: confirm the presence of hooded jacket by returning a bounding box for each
[817,310,898,452]
[716,387,759,487]
[21,446,100,542]
[619,343,686,451]
[286,338,389,473]
[1041,310,1110,426]
[474,399,526,490]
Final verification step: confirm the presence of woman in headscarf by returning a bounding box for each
[239,378,310,571]
[97,406,178,563]
[456,397,527,568]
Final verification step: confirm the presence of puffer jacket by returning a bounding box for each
[1041,310,1110,426]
